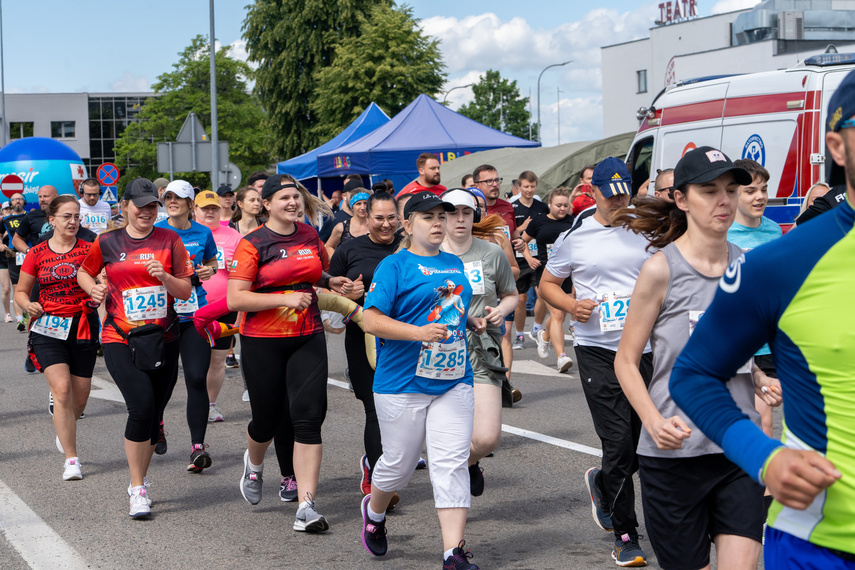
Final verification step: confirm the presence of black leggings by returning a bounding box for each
[344,320,382,469]
[242,333,328,446]
[162,320,212,445]
[104,341,180,443]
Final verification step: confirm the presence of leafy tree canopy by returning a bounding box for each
[309,4,446,142]
[457,69,536,141]
[113,35,273,193]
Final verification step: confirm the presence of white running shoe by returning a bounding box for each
[208,404,224,422]
[56,436,64,454]
[557,353,574,373]
[536,329,551,359]
[128,486,151,519]
[128,477,152,506]
[293,493,329,532]
[62,457,82,481]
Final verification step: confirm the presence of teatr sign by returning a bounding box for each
[658,0,698,24]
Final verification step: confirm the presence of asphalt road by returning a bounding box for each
[0,321,775,569]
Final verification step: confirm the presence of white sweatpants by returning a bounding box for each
[372,382,474,509]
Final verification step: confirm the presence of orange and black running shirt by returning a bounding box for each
[21,238,92,317]
[80,227,194,344]
[229,223,328,338]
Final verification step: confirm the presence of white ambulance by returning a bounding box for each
[626,53,855,229]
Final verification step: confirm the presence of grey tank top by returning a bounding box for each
[637,241,760,458]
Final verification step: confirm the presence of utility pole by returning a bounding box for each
[209,0,219,187]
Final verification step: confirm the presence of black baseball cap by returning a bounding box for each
[674,146,752,190]
[216,185,234,196]
[124,178,162,207]
[343,179,364,194]
[402,191,455,218]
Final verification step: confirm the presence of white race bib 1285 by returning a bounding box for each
[599,291,631,332]
[30,314,72,340]
[416,336,466,380]
[463,260,485,295]
[122,286,167,321]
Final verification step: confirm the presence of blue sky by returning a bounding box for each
[0,0,758,149]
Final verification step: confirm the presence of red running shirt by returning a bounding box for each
[21,239,92,317]
[229,223,328,338]
[80,227,194,344]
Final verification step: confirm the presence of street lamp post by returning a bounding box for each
[537,60,572,143]
[209,0,219,187]
[442,83,474,105]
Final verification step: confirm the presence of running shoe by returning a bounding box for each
[360,455,372,495]
[4,313,11,323]
[346,367,354,392]
[512,334,524,350]
[557,353,574,373]
[225,354,239,368]
[208,404,224,423]
[62,457,82,481]
[416,457,427,470]
[584,467,614,532]
[79,411,85,419]
[526,327,541,343]
[279,475,298,502]
[128,486,151,519]
[242,390,250,402]
[536,329,551,359]
[49,393,54,416]
[294,492,329,532]
[128,478,152,506]
[24,356,35,373]
[443,540,480,569]
[360,495,387,556]
[239,449,263,505]
[56,435,64,454]
[469,462,485,497]
[612,533,646,567]
[155,423,167,455]
[187,443,212,473]
[16,319,25,332]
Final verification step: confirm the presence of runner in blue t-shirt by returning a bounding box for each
[359,192,484,570]
[154,180,218,472]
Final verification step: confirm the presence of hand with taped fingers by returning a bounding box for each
[280,291,313,311]
[420,323,448,343]
[647,415,692,450]
[574,298,598,323]
[764,448,841,510]
[753,369,783,407]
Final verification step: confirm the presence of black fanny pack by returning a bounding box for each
[109,318,175,373]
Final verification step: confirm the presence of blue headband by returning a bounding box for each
[349,192,370,208]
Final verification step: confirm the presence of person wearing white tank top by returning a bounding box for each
[614,146,782,570]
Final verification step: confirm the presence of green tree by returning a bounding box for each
[113,35,273,193]
[242,0,390,158]
[457,70,536,140]
[309,4,446,142]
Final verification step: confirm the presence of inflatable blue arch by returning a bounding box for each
[0,137,87,207]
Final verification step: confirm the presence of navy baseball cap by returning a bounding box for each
[674,146,752,189]
[591,157,632,198]
[124,178,161,207]
[827,68,855,132]
[403,191,455,218]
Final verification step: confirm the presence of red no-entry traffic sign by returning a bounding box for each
[97,162,120,187]
[0,174,24,199]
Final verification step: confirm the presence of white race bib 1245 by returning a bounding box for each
[122,286,167,321]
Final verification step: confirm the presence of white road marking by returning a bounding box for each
[0,480,89,569]
[88,375,124,403]
[326,377,601,457]
[511,359,571,377]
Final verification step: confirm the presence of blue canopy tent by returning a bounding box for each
[276,102,390,192]
[316,94,540,191]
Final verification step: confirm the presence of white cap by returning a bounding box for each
[442,189,478,211]
[163,180,194,200]
[1,201,9,209]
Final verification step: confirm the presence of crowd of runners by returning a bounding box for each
[3,70,855,570]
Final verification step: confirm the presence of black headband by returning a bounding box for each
[262,182,298,201]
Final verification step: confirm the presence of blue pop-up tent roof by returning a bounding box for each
[276,102,390,180]
[316,94,540,189]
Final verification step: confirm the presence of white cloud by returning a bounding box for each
[711,0,761,14]
[423,5,657,146]
[110,72,150,92]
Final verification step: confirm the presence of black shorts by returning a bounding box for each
[0,253,8,269]
[754,354,777,378]
[212,311,238,350]
[534,265,572,294]
[638,453,765,570]
[30,313,100,377]
[7,260,20,284]
[515,263,537,295]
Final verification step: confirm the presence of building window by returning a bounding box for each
[9,121,34,140]
[637,70,648,94]
[51,120,76,139]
